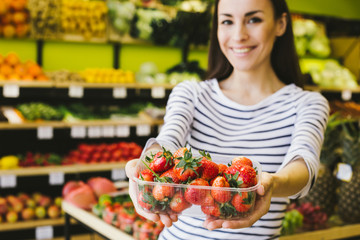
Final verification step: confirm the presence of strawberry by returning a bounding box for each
[137,190,153,211]
[211,176,232,203]
[199,159,219,181]
[174,150,202,182]
[202,192,215,206]
[231,192,254,213]
[224,164,257,188]
[152,184,175,202]
[160,168,180,184]
[173,147,189,158]
[201,202,221,217]
[232,156,253,167]
[184,178,209,205]
[139,169,154,182]
[169,191,192,213]
[218,164,228,175]
[148,148,174,173]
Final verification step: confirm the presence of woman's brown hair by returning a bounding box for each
[205,0,303,87]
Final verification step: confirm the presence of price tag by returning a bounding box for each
[1,175,17,188]
[112,168,126,180]
[49,172,64,185]
[87,126,101,138]
[71,126,86,138]
[3,84,20,98]
[341,90,352,101]
[151,87,165,99]
[136,124,151,136]
[113,87,127,99]
[102,125,115,138]
[158,124,163,134]
[116,125,130,137]
[336,163,353,182]
[37,126,53,140]
[69,85,84,98]
[35,226,54,240]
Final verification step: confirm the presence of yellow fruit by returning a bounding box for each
[0,155,19,169]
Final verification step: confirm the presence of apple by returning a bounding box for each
[21,207,35,220]
[6,211,18,223]
[26,199,36,208]
[38,195,52,208]
[0,197,8,214]
[7,195,23,213]
[35,206,46,219]
[17,193,30,204]
[32,192,43,204]
[47,205,60,219]
[54,197,62,207]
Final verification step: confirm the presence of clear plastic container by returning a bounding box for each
[132,157,262,220]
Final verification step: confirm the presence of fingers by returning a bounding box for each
[257,184,265,196]
[125,159,138,179]
[160,214,174,228]
[203,218,224,230]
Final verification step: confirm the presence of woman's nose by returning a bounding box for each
[234,23,249,41]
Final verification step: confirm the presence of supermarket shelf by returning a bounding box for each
[304,85,360,93]
[62,201,134,240]
[0,217,74,232]
[54,82,175,90]
[52,233,104,240]
[0,81,53,88]
[280,223,360,240]
[0,162,127,177]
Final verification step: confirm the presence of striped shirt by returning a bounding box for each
[148,79,329,240]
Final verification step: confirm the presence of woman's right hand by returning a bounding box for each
[125,158,178,227]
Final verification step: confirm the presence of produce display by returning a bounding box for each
[92,193,164,240]
[16,102,63,121]
[62,177,117,210]
[79,68,135,84]
[0,155,20,169]
[134,147,260,219]
[0,53,48,81]
[60,0,107,40]
[281,208,304,236]
[28,0,60,39]
[65,141,142,164]
[0,0,31,38]
[107,0,136,37]
[46,70,85,83]
[0,193,62,223]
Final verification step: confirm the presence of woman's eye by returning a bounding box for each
[248,17,262,24]
[220,20,233,25]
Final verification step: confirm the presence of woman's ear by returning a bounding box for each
[276,13,287,37]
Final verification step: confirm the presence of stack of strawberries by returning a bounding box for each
[135,147,259,219]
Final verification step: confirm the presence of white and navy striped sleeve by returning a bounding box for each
[279,91,330,199]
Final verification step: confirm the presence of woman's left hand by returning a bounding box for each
[203,172,274,230]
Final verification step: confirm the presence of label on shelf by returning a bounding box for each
[35,226,54,240]
[102,125,115,138]
[71,126,86,138]
[69,85,84,98]
[37,126,54,140]
[341,90,352,101]
[3,84,20,98]
[116,125,130,137]
[0,175,17,188]
[87,126,102,138]
[151,86,165,99]
[113,87,127,99]
[112,168,126,180]
[336,163,353,182]
[136,124,151,136]
[49,172,65,185]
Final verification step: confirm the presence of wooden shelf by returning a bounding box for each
[0,218,67,231]
[54,81,175,90]
[0,162,127,177]
[0,81,53,88]
[280,223,360,240]
[62,201,134,240]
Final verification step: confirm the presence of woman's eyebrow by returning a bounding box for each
[245,10,263,17]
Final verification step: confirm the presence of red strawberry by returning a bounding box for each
[169,191,191,213]
[211,176,232,203]
[173,147,188,158]
[174,150,201,182]
[160,168,180,184]
[232,156,253,167]
[231,192,254,213]
[152,184,175,202]
[202,192,215,207]
[139,169,154,182]
[199,159,219,181]
[201,202,221,217]
[184,178,209,205]
[224,165,257,188]
[138,191,153,211]
[148,149,174,173]
[218,164,228,175]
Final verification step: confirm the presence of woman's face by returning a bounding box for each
[217,0,286,73]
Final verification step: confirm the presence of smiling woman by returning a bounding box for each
[125,0,330,239]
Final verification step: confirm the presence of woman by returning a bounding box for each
[126,0,329,239]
